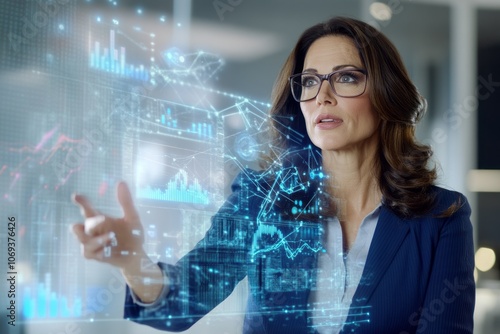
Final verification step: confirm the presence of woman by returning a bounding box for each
[72,17,475,333]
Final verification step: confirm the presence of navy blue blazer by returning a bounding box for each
[124,170,475,333]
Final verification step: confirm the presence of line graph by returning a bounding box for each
[251,223,323,260]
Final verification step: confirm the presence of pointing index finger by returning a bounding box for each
[72,193,99,218]
[117,182,139,221]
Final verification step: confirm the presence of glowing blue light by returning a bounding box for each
[22,285,82,319]
[137,170,210,205]
[89,28,150,81]
[252,223,323,260]
[235,134,258,161]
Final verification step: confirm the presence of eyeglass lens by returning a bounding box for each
[290,70,366,102]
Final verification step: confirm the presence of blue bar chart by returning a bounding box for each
[22,279,83,319]
[159,107,214,139]
[89,29,149,81]
[137,169,210,205]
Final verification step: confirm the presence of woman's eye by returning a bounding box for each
[336,72,360,83]
[341,75,355,82]
[302,76,319,87]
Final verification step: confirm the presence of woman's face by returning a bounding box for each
[300,35,380,155]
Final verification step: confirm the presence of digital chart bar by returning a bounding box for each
[89,29,149,81]
[137,170,210,205]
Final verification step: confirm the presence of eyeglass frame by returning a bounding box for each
[288,68,368,102]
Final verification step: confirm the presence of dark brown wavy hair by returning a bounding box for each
[261,16,458,219]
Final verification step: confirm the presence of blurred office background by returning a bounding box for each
[0,0,499,333]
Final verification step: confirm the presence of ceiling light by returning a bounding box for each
[467,169,500,192]
[369,2,392,21]
[475,247,496,272]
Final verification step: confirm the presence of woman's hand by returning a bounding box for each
[71,181,165,303]
[71,181,149,272]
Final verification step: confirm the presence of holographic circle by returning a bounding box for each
[235,134,258,161]
[162,47,186,68]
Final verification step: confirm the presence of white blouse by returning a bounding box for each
[308,204,381,333]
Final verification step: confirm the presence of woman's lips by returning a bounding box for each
[318,118,341,123]
[314,115,343,129]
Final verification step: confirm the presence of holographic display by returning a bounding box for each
[0,1,371,333]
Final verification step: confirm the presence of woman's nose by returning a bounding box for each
[315,80,337,105]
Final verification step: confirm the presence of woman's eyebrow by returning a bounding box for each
[302,64,361,73]
[333,64,359,70]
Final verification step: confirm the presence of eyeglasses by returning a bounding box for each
[289,69,368,102]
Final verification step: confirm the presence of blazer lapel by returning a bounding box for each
[351,205,410,305]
